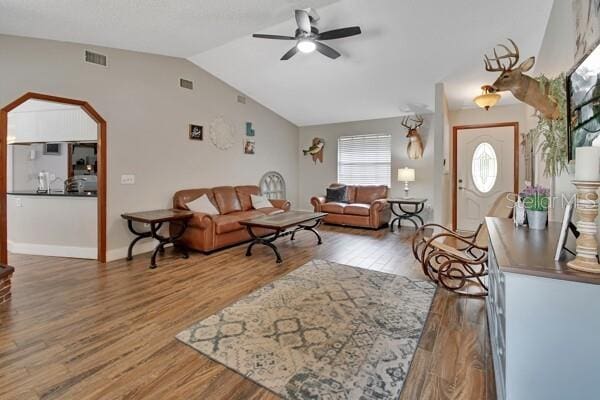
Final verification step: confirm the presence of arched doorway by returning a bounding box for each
[0,93,106,263]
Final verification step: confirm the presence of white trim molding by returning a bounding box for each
[8,240,96,259]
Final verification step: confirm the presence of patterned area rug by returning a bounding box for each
[176,259,435,399]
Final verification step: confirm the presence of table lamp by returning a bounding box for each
[398,167,415,198]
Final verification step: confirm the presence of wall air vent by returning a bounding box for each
[180,78,194,90]
[237,95,247,104]
[85,50,107,66]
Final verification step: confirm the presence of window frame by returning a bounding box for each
[336,133,392,187]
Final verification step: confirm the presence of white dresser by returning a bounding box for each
[486,217,600,400]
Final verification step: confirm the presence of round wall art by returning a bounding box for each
[209,116,235,150]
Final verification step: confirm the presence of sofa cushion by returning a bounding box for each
[213,186,242,214]
[185,194,219,215]
[173,188,215,210]
[251,194,274,209]
[235,185,261,211]
[321,202,346,214]
[257,207,285,216]
[344,203,371,216]
[326,186,348,203]
[330,183,356,203]
[355,185,388,204]
[213,211,263,234]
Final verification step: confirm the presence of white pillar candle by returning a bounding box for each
[575,147,600,181]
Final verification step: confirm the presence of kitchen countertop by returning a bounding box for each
[7,190,97,198]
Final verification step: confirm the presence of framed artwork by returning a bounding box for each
[567,40,600,160]
[189,124,203,140]
[573,0,600,64]
[246,122,255,136]
[244,139,255,155]
[554,199,576,261]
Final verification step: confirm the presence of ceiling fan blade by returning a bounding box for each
[295,9,311,33]
[315,41,341,59]
[252,34,295,40]
[280,46,299,60]
[317,26,362,40]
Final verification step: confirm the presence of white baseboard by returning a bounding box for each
[106,239,162,262]
[8,240,97,259]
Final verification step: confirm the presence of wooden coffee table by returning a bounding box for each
[240,211,327,263]
[121,209,193,269]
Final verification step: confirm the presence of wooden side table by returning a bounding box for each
[388,198,427,232]
[121,209,193,269]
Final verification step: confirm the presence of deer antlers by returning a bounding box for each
[401,115,424,130]
[484,38,520,72]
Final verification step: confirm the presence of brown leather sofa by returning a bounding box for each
[311,185,391,229]
[172,185,290,252]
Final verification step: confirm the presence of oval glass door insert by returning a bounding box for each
[471,142,497,193]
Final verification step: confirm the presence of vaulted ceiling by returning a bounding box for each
[0,0,554,126]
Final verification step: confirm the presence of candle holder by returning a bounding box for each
[567,180,600,274]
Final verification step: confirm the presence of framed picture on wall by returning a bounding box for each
[567,39,600,160]
[244,139,255,155]
[189,124,203,140]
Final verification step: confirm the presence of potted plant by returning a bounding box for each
[521,185,550,230]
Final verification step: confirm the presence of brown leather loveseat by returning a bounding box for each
[311,185,390,229]
[172,185,290,252]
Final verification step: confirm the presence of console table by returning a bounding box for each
[387,198,427,231]
[486,217,600,400]
[121,209,193,269]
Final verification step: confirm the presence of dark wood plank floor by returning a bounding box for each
[0,225,495,399]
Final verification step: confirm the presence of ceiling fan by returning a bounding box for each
[252,8,361,60]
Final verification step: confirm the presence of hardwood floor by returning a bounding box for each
[0,225,495,400]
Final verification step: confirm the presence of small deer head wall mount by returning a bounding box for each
[484,39,560,120]
[401,115,424,160]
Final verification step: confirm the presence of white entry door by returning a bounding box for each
[456,126,515,231]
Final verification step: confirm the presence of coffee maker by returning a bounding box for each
[36,171,50,193]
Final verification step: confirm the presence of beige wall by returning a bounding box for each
[298,116,436,221]
[532,0,577,221]
[0,34,299,260]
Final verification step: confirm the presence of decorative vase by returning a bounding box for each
[526,209,547,230]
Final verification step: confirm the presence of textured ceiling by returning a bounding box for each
[0,0,340,57]
[191,0,554,125]
[0,0,554,126]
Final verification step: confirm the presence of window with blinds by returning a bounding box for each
[337,134,391,186]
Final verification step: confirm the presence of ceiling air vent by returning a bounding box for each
[180,78,194,90]
[85,50,107,66]
[237,95,247,104]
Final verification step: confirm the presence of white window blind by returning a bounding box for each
[337,134,391,186]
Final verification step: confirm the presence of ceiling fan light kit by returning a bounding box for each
[252,8,361,61]
[297,39,316,53]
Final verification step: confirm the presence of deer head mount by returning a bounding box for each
[484,39,560,120]
[401,115,424,160]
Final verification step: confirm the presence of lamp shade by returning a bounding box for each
[397,167,415,182]
[474,85,501,110]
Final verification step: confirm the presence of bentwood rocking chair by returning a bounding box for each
[412,192,513,297]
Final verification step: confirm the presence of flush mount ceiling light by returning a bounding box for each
[297,39,316,53]
[474,85,501,110]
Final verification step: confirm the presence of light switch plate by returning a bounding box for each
[121,174,135,185]
[15,198,22,207]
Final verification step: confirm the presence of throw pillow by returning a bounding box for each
[326,185,347,203]
[251,194,274,209]
[186,194,219,215]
